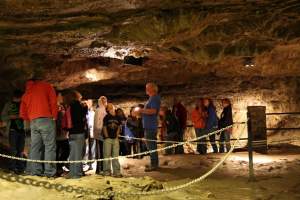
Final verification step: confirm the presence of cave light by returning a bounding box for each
[229,154,275,164]
[84,68,117,82]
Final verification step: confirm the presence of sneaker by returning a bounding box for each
[102,171,111,176]
[112,173,123,178]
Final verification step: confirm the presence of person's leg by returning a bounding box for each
[208,128,218,153]
[16,130,26,171]
[103,139,112,174]
[40,118,57,177]
[165,132,176,155]
[199,129,207,154]
[60,139,70,170]
[225,130,231,152]
[88,138,96,169]
[112,139,121,175]
[194,128,202,154]
[175,128,185,154]
[74,134,85,177]
[219,131,225,153]
[145,130,158,168]
[95,139,101,174]
[68,135,76,177]
[30,120,44,176]
[68,134,84,178]
[8,130,18,171]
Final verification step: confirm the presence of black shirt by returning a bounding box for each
[69,101,88,135]
[103,113,121,139]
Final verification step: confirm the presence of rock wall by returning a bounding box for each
[110,76,300,147]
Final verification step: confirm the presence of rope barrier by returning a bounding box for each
[0,125,235,164]
[113,121,248,196]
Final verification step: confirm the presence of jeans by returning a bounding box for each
[9,129,26,171]
[206,127,218,153]
[83,138,96,169]
[194,128,207,154]
[103,138,121,175]
[95,139,104,173]
[219,130,231,153]
[175,128,185,154]
[30,118,56,176]
[165,132,178,155]
[88,138,96,168]
[144,129,159,168]
[69,134,85,178]
[119,140,129,156]
[56,139,70,173]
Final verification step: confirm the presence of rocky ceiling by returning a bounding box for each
[0,0,300,99]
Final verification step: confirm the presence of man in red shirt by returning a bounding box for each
[20,78,58,177]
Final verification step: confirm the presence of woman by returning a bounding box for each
[219,98,233,153]
[56,91,70,176]
[126,107,140,156]
[65,90,87,179]
[164,108,179,155]
[93,96,107,174]
[203,98,218,153]
[116,108,128,156]
[191,99,207,155]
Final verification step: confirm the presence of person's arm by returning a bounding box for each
[1,102,10,122]
[48,84,58,120]
[116,126,121,137]
[103,126,109,138]
[140,97,160,115]
[20,97,29,121]
[139,108,157,115]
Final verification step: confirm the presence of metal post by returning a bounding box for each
[247,111,255,181]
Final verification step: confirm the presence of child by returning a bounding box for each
[102,103,122,177]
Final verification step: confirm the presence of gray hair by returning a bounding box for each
[146,82,158,93]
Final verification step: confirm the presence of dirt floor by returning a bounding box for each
[0,145,300,200]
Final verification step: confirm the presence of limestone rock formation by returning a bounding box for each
[0,1,299,142]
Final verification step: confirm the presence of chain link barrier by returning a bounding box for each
[0,124,237,164]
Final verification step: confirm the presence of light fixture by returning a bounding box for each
[243,57,255,68]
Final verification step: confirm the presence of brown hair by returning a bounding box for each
[64,90,82,105]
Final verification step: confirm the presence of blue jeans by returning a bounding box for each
[103,138,121,175]
[144,129,159,168]
[30,118,56,176]
[165,132,178,155]
[205,127,218,153]
[219,130,231,153]
[195,128,207,154]
[9,129,25,171]
[175,128,185,154]
[69,134,85,178]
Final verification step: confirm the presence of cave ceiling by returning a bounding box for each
[0,0,300,97]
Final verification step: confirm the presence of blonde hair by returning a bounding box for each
[98,96,107,106]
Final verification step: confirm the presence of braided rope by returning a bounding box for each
[0,125,236,164]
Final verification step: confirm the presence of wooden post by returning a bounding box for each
[247,106,267,181]
[247,110,255,181]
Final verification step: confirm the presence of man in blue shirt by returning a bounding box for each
[137,83,161,171]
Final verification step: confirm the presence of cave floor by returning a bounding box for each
[0,150,299,200]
